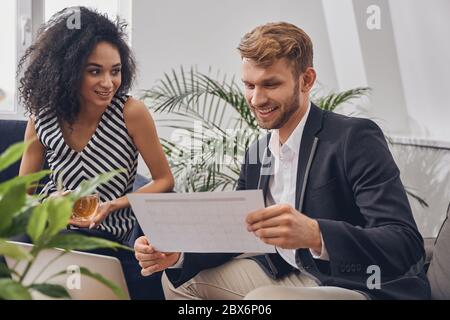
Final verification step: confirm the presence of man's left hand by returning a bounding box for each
[246,204,322,252]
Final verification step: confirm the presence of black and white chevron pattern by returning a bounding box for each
[35,95,139,241]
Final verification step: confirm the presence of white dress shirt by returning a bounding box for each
[172,102,328,269]
[267,102,329,269]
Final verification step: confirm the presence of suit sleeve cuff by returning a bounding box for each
[310,232,329,261]
[169,253,184,268]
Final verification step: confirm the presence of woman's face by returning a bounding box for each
[80,41,122,109]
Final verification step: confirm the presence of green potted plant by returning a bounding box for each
[0,142,132,300]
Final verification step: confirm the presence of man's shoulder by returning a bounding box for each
[322,110,382,136]
[324,110,376,127]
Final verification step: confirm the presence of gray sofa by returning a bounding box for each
[0,120,28,183]
[426,203,450,299]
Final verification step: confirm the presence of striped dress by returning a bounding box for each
[35,95,139,241]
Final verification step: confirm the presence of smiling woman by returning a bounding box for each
[15,6,174,299]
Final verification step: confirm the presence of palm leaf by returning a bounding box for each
[140,67,264,192]
[141,67,257,130]
[312,87,371,112]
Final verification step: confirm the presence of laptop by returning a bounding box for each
[5,241,130,300]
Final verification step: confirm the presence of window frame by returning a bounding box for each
[0,0,131,120]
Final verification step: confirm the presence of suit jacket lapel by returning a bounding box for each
[295,104,324,210]
[257,135,272,204]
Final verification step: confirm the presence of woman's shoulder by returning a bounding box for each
[122,96,149,119]
[34,107,57,131]
[110,95,147,119]
[121,96,153,135]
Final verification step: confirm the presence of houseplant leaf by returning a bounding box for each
[0,141,29,172]
[27,203,49,244]
[47,266,128,300]
[0,183,27,232]
[44,233,132,252]
[42,197,73,240]
[0,240,33,261]
[0,279,32,300]
[0,144,130,300]
[0,170,52,195]
[69,171,124,200]
[29,283,70,299]
[0,208,33,238]
[0,262,11,278]
[79,266,127,300]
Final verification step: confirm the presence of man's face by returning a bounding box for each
[242,58,301,130]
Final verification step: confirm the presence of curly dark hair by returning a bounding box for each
[18,6,136,125]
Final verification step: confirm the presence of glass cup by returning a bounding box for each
[72,193,99,222]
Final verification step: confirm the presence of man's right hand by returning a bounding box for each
[134,236,181,276]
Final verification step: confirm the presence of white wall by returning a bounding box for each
[131,0,338,97]
[0,0,17,114]
[44,0,119,20]
[322,0,367,91]
[351,0,411,135]
[389,0,450,142]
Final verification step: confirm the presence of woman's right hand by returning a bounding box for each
[134,236,180,276]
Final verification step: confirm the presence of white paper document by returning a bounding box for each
[128,190,275,253]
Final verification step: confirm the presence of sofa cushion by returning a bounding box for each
[0,119,50,188]
[132,173,150,191]
[427,204,450,299]
[0,120,27,183]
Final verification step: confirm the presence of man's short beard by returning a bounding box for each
[266,80,300,130]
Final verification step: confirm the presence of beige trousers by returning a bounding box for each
[162,258,367,300]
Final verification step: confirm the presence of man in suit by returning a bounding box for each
[134,22,430,299]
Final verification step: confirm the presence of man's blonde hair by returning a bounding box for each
[238,22,313,76]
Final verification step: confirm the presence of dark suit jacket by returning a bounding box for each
[166,104,430,299]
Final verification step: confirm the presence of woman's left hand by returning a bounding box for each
[69,201,114,229]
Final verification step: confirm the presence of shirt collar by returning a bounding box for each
[268,102,311,159]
